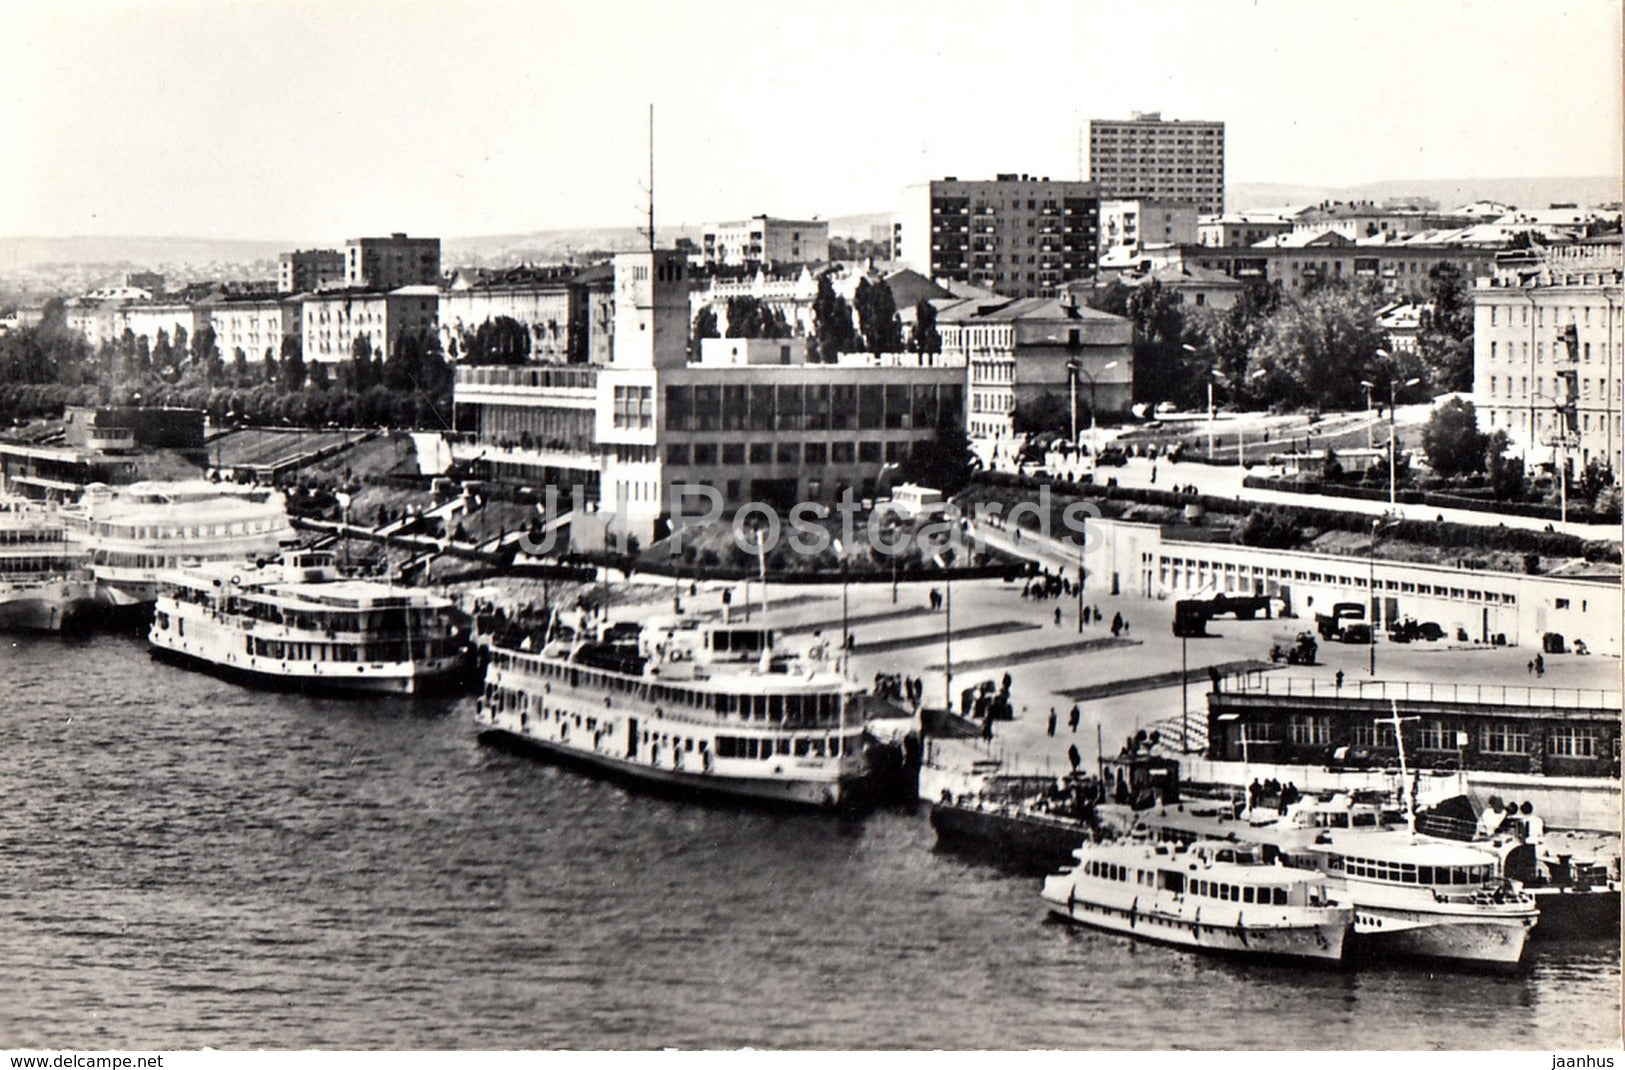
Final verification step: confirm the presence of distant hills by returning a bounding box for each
[1,176,1616,280]
[1227,176,1620,213]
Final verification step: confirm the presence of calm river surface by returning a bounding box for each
[0,633,1617,1050]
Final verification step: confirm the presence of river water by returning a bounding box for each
[0,633,1617,1050]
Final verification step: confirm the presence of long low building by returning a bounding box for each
[1089,516,1620,656]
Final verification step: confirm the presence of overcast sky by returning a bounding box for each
[1,0,1619,242]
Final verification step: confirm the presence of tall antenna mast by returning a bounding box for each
[647,103,656,252]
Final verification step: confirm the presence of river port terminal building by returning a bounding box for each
[450,251,966,544]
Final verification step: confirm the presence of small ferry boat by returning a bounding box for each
[149,549,471,694]
[476,615,899,809]
[1040,837,1352,963]
[69,481,297,609]
[0,501,97,632]
[1140,794,1542,967]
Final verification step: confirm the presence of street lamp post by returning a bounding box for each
[1362,382,1375,450]
[1367,516,1397,676]
[1362,368,1421,506]
[1074,360,1120,455]
[1067,358,1079,445]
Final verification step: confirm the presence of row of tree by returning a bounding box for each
[692,274,943,361]
[0,300,453,430]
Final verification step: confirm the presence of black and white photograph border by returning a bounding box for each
[0,0,1619,1056]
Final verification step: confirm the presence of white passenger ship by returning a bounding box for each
[0,501,97,632]
[1041,838,1352,963]
[149,549,471,694]
[1142,794,1541,967]
[69,481,297,607]
[476,616,889,809]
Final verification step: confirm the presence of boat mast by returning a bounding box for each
[1386,699,1421,834]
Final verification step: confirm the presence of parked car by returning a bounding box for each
[1095,446,1128,467]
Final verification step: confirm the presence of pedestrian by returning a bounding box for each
[1068,704,1081,732]
[1054,606,1063,626]
[1527,659,1535,675]
[1150,464,1157,485]
[1067,743,1081,770]
[1534,653,1545,677]
[1047,708,1057,737]
[1123,619,1131,636]
[982,715,994,743]
[1335,669,1344,689]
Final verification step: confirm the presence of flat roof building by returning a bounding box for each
[702,215,829,268]
[1089,113,1225,215]
[895,175,1101,299]
[344,233,441,290]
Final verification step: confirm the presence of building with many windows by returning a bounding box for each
[938,291,1131,452]
[278,249,346,294]
[1472,235,1623,473]
[1183,233,1502,299]
[300,287,439,365]
[894,175,1100,298]
[196,293,301,363]
[701,215,829,268]
[450,251,967,544]
[1088,113,1225,215]
[344,233,441,290]
[1197,213,1294,248]
[438,265,614,366]
[1099,199,1198,258]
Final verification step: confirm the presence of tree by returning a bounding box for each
[853,277,903,354]
[1233,507,1303,549]
[1484,431,1526,501]
[693,307,720,344]
[1417,262,1474,392]
[1188,278,1279,405]
[1249,283,1387,410]
[810,272,857,362]
[900,418,975,496]
[350,333,374,392]
[723,296,790,340]
[912,299,941,355]
[152,328,175,379]
[1421,397,1488,478]
[1575,458,1615,508]
[232,346,250,387]
[1011,391,1072,437]
[279,335,306,392]
[1122,279,1190,405]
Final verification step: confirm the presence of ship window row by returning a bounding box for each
[0,555,76,573]
[1189,877,1291,906]
[165,587,450,636]
[95,519,279,540]
[715,733,859,759]
[246,635,459,662]
[499,652,843,725]
[1329,855,1490,885]
[0,529,67,545]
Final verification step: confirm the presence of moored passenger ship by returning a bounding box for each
[1041,838,1352,964]
[0,502,97,632]
[476,617,890,809]
[69,481,298,608]
[149,549,471,694]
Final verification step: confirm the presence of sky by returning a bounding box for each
[0,0,1620,242]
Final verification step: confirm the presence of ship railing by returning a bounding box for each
[1224,674,1621,711]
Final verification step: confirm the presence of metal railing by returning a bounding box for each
[1223,673,1621,711]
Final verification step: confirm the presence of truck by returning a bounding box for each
[1171,592,1274,637]
[1315,602,1366,641]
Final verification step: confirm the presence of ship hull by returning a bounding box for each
[1348,907,1536,968]
[931,802,1089,874]
[1041,884,1349,964]
[477,724,871,811]
[0,585,99,633]
[1530,887,1622,941]
[150,642,472,697]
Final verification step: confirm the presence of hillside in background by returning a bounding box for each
[2,176,1616,290]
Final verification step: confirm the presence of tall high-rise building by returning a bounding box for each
[278,249,345,294]
[894,174,1100,298]
[1088,112,1225,215]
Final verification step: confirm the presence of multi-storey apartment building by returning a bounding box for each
[1088,113,1225,215]
[938,292,1132,449]
[701,215,829,268]
[895,175,1100,298]
[120,301,210,352]
[1098,199,1199,258]
[196,293,300,362]
[344,233,441,290]
[1197,213,1294,248]
[1472,236,1623,473]
[1184,233,1502,299]
[438,266,614,365]
[300,286,439,365]
[278,249,346,294]
[450,251,967,543]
